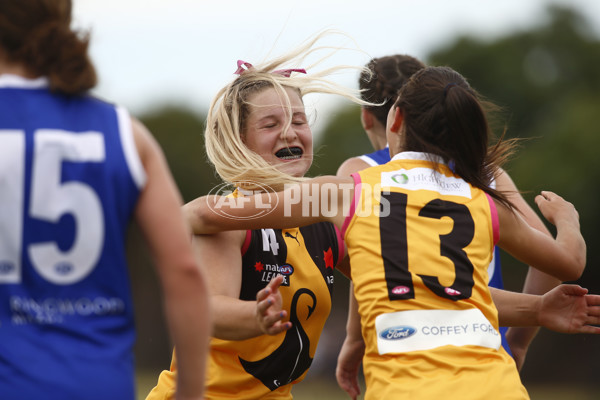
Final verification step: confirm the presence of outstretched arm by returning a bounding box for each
[132,117,210,400]
[496,191,585,282]
[334,159,370,399]
[336,282,365,400]
[495,170,561,370]
[491,285,600,334]
[183,176,354,234]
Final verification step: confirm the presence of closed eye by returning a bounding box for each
[292,114,308,125]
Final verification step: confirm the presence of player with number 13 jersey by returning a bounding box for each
[344,152,527,398]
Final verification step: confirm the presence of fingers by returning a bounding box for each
[559,284,588,297]
[535,191,551,208]
[577,325,600,335]
[584,315,600,326]
[585,295,600,326]
[535,190,575,211]
[539,191,562,201]
[256,295,277,316]
[256,274,285,303]
[535,191,579,226]
[582,291,600,330]
[256,295,291,335]
[336,373,360,399]
[585,294,600,307]
[268,273,285,291]
[264,319,292,336]
[535,190,567,206]
[256,275,291,335]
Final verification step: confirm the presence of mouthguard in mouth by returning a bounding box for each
[275,147,303,160]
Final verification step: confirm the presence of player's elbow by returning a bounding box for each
[183,196,222,234]
[556,253,586,282]
[567,254,586,282]
[558,269,580,283]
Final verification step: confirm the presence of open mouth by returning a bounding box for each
[275,146,303,160]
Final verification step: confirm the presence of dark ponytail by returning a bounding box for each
[0,0,97,95]
[395,66,517,210]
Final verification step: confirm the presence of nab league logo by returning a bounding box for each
[256,262,294,286]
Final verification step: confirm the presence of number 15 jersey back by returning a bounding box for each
[0,75,146,400]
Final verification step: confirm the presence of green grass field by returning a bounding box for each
[136,370,599,400]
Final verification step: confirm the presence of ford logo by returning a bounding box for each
[279,264,294,275]
[380,326,416,340]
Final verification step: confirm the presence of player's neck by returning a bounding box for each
[369,128,388,151]
[0,58,37,78]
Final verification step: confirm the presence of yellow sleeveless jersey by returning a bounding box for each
[343,152,528,399]
[146,223,343,400]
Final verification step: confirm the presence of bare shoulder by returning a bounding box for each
[310,175,355,186]
[130,116,162,161]
[336,156,371,177]
[494,167,518,192]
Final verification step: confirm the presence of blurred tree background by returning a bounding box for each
[131,4,600,397]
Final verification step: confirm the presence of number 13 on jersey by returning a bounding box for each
[380,191,476,302]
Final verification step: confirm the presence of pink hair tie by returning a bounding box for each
[233,60,306,77]
[273,68,307,77]
[234,60,253,75]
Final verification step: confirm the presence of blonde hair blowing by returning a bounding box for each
[205,30,373,192]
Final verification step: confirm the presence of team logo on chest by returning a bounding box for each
[253,261,294,286]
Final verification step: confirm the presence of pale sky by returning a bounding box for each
[72,0,600,121]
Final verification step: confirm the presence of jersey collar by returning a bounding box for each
[0,74,49,89]
[391,151,447,165]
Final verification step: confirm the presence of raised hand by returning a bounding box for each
[538,284,600,334]
[534,191,579,227]
[335,335,365,400]
[255,275,292,335]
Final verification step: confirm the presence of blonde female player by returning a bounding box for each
[146,31,376,400]
[186,66,600,399]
